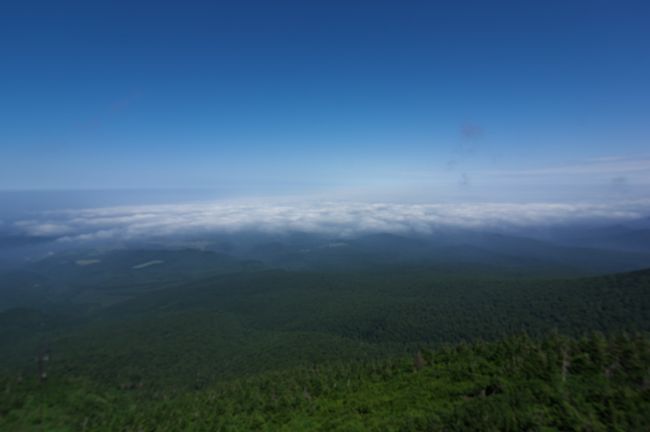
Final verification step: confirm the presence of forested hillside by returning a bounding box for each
[2,333,648,431]
[1,260,649,430]
[1,268,649,387]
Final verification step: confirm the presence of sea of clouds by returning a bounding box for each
[7,199,650,243]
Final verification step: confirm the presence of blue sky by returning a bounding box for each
[1,1,649,203]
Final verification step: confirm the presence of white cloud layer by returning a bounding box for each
[9,199,650,242]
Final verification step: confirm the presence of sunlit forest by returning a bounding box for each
[3,333,649,431]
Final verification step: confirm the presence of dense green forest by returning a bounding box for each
[1,263,649,430]
[3,267,649,385]
[2,332,648,431]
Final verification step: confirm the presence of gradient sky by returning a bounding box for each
[1,1,649,202]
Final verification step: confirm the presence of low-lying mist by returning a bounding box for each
[1,197,649,274]
[5,198,650,242]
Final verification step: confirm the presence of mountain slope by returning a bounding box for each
[2,267,648,386]
[2,333,648,431]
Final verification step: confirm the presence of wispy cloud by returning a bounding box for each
[13,221,73,236]
[485,156,650,178]
[11,199,650,242]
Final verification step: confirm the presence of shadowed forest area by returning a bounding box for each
[1,264,649,430]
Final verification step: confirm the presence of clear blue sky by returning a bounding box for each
[1,1,649,202]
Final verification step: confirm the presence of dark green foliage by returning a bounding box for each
[1,333,648,431]
[2,267,650,387]
[1,263,649,429]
